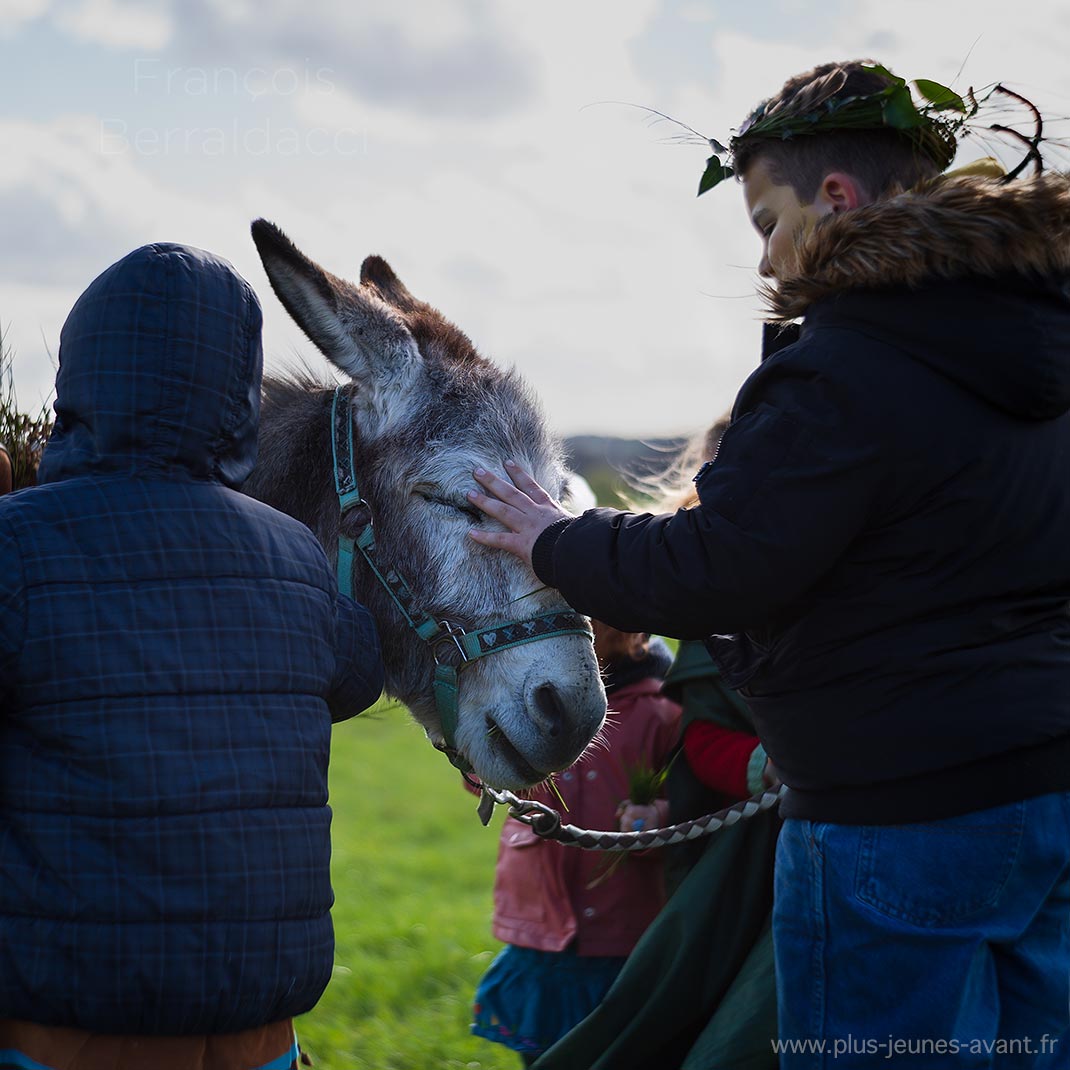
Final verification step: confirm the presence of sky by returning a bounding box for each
[1,0,1068,437]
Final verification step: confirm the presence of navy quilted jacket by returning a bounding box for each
[0,244,383,1034]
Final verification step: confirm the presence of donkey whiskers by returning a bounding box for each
[506,585,551,605]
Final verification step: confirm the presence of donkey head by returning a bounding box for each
[249,221,606,789]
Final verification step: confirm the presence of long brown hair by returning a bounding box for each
[654,412,732,512]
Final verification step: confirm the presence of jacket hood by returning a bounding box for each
[39,243,263,488]
[767,174,1070,420]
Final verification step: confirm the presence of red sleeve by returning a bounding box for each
[683,720,760,800]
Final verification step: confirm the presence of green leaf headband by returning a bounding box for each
[698,64,976,196]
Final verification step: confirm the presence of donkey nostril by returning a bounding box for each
[533,683,566,738]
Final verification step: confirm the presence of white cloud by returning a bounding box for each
[0,0,50,35]
[0,114,275,403]
[3,0,1069,438]
[165,0,538,118]
[0,116,146,281]
[53,0,172,49]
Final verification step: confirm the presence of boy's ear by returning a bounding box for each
[817,172,868,213]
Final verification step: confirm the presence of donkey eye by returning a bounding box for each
[416,490,482,523]
[451,500,484,522]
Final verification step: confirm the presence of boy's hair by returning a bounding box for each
[733,61,949,203]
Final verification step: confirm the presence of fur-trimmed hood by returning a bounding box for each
[768,173,1070,421]
[767,172,1070,320]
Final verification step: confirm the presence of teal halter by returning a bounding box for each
[330,386,593,774]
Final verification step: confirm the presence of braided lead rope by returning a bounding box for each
[479,783,788,852]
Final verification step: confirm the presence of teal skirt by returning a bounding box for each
[472,944,626,1056]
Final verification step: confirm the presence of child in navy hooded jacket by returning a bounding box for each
[0,243,383,1068]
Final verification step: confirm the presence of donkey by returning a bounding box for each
[243,221,607,790]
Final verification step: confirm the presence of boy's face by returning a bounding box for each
[742,157,867,282]
[742,158,826,281]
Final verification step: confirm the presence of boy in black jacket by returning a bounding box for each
[468,61,1070,1066]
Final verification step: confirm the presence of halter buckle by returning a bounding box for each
[430,620,470,666]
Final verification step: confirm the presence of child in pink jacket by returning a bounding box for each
[471,622,681,1066]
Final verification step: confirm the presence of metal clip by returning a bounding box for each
[506,797,559,826]
[476,787,564,837]
[476,787,497,826]
[430,620,470,665]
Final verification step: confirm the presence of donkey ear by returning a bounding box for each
[360,254,421,313]
[251,219,423,431]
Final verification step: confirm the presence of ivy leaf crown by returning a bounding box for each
[698,64,976,196]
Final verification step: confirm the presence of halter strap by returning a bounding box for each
[329,386,592,774]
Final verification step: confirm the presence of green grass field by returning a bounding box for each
[296,700,518,1070]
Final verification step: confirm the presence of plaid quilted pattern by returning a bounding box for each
[0,245,383,1035]
[38,243,263,491]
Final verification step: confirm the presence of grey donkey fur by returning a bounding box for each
[244,220,606,790]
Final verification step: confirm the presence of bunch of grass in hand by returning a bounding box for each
[625,761,670,806]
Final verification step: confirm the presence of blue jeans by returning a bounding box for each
[773,793,1070,1068]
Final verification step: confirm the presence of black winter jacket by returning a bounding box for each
[535,174,1070,823]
